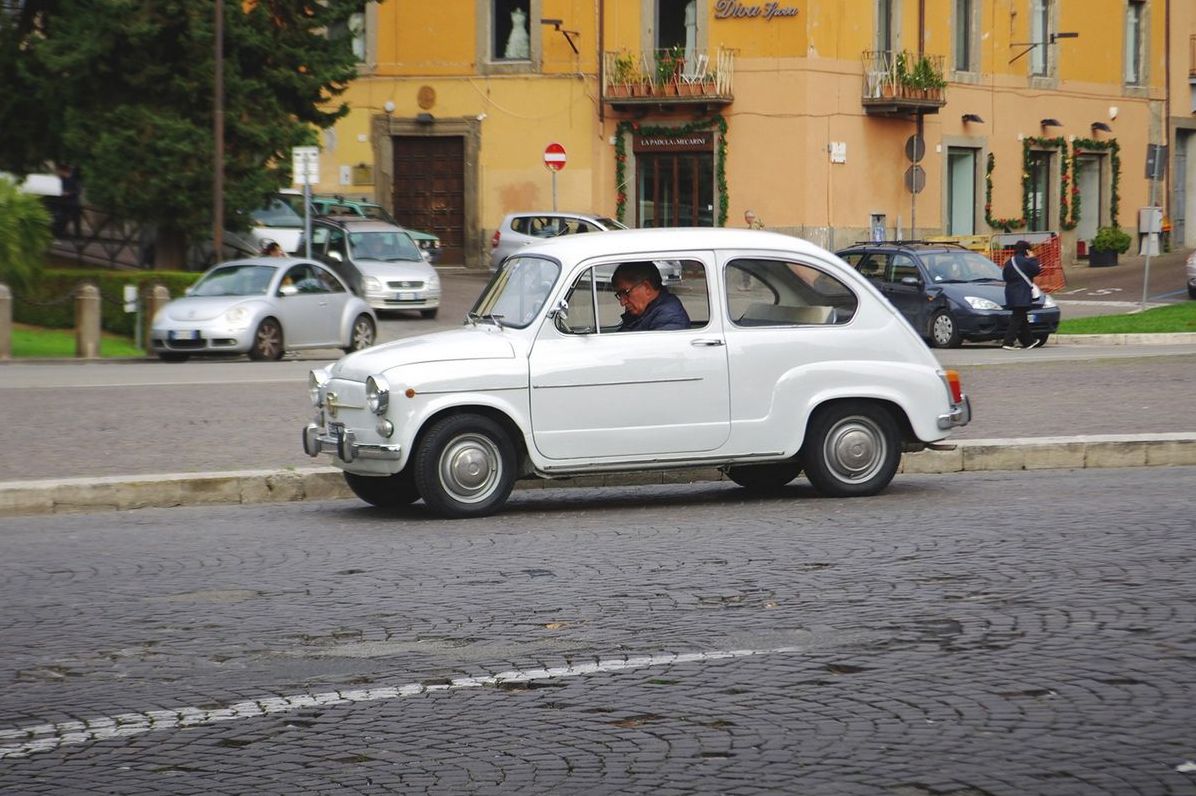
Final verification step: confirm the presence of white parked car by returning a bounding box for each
[303,229,971,518]
[489,211,628,272]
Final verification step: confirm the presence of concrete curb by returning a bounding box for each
[2,433,1195,517]
[1051,332,1196,346]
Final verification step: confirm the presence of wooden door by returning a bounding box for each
[392,136,465,263]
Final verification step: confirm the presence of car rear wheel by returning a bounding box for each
[344,470,419,508]
[928,310,961,348]
[344,314,376,354]
[420,308,439,320]
[158,352,190,363]
[801,401,901,498]
[413,413,515,518]
[726,462,802,492]
[248,318,284,361]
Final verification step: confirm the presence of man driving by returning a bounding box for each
[611,261,691,332]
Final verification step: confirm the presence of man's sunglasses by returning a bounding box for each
[614,280,647,301]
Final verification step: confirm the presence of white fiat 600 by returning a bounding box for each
[303,229,970,518]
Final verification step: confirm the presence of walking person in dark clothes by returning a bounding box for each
[1001,240,1043,350]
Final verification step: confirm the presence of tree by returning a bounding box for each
[0,0,362,268]
[0,177,51,291]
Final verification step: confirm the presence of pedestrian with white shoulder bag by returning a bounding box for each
[1001,240,1044,350]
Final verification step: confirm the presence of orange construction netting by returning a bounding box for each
[990,236,1066,293]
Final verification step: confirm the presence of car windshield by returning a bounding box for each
[190,264,277,297]
[470,256,561,328]
[349,231,423,262]
[359,204,398,224]
[922,251,1005,282]
[251,196,303,228]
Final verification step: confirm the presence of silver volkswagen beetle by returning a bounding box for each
[150,257,377,362]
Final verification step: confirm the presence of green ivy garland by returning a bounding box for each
[985,137,1121,232]
[614,115,729,226]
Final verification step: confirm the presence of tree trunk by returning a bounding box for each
[155,228,188,270]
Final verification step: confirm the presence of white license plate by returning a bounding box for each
[395,292,416,301]
[328,421,344,440]
[170,329,199,340]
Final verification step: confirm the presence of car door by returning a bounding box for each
[275,263,339,346]
[527,255,730,461]
[880,253,928,333]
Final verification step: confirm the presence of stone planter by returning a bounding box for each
[1089,248,1119,267]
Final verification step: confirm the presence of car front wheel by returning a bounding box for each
[344,470,419,508]
[801,401,901,498]
[928,310,961,348]
[248,318,284,361]
[413,413,515,518]
[420,308,438,320]
[726,462,802,492]
[158,352,190,363]
[344,314,376,354]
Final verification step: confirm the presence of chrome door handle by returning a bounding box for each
[691,338,725,347]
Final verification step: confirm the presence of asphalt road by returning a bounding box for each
[2,467,1194,794]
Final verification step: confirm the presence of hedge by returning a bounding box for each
[11,268,202,337]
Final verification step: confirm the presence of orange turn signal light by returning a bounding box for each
[944,369,963,404]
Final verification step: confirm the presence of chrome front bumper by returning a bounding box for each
[303,423,402,463]
[937,395,972,430]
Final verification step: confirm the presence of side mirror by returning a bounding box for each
[546,298,569,321]
[900,276,921,287]
[327,250,343,263]
[279,284,299,297]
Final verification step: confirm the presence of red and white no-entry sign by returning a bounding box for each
[543,142,567,171]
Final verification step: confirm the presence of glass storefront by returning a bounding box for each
[633,130,716,228]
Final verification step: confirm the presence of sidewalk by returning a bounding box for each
[3,433,1194,517]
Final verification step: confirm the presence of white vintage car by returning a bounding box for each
[303,229,971,518]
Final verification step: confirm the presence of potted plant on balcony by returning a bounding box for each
[654,46,684,96]
[608,51,635,98]
[1089,226,1132,267]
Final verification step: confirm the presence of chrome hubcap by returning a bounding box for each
[438,433,501,503]
[258,325,280,356]
[932,315,953,344]
[823,417,885,483]
[353,320,373,349]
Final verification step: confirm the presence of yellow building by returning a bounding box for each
[315,2,1172,268]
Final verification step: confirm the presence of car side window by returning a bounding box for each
[726,258,857,326]
[886,254,921,285]
[314,265,345,293]
[510,216,531,235]
[282,264,331,294]
[555,259,709,335]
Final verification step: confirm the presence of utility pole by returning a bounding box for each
[213,0,225,263]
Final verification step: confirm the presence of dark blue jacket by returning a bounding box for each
[1003,255,1042,308]
[618,288,691,331]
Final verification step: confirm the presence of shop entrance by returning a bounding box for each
[632,130,716,228]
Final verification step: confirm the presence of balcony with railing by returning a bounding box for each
[861,50,947,116]
[1190,34,1196,77]
[602,47,734,109]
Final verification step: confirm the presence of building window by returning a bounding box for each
[953,0,976,72]
[1125,0,1146,85]
[1030,0,1050,76]
[494,1,531,61]
[876,0,896,53]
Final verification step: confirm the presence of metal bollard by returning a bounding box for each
[0,283,11,360]
[75,282,101,359]
[142,283,170,357]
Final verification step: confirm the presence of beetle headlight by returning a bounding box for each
[964,296,1003,311]
[223,305,251,330]
[365,375,390,415]
[309,368,329,407]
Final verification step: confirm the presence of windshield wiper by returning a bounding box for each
[466,312,505,328]
[968,277,1004,282]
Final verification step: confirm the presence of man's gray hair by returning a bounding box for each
[612,261,662,290]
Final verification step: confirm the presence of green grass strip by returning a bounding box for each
[10,324,144,358]
[1057,301,1196,335]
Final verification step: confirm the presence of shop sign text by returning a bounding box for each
[714,1,798,20]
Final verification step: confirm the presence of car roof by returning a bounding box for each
[838,241,967,254]
[314,217,405,232]
[512,228,838,263]
[503,211,614,220]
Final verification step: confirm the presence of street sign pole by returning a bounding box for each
[1140,176,1157,311]
[1140,143,1166,311]
[304,181,312,259]
[292,146,319,258]
[552,171,557,212]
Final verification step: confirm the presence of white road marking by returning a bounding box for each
[0,646,804,759]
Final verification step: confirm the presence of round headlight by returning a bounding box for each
[365,375,390,415]
[309,369,329,407]
[223,305,251,328]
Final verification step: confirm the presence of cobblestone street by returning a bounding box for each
[2,467,1194,793]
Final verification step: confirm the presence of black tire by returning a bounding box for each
[801,401,902,498]
[413,413,516,518]
[1034,333,1050,347]
[1188,285,1196,300]
[344,314,376,354]
[726,462,802,492]
[420,308,439,320]
[158,352,190,363]
[928,310,961,348]
[344,469,420,508]
[248,318,284,361]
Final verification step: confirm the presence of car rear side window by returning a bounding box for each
[726,258,857,326]
[886,254,921,284]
